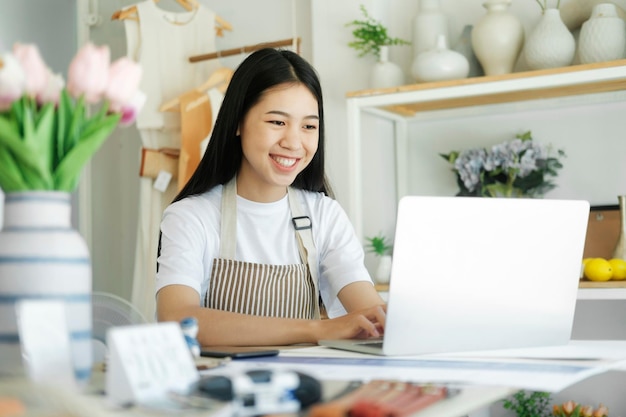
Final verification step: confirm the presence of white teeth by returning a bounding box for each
[273,156,296,167]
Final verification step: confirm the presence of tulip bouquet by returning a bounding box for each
[0,42,145,192]
[553,400,609,417]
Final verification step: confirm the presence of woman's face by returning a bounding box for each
[237,82,319,202]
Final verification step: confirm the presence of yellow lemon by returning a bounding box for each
[581,258,594,278]
[608,258,626,280]
[584,258,613,282]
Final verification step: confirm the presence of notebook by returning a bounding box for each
[320,196,590,356]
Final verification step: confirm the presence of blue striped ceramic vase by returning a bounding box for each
[0,191,92,386]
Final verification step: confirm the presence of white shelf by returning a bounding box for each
[346,59,626,119]
[378,287,626,301]
[577,287,626,300]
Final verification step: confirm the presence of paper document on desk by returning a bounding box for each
[426,340,626,361]
[235,341,626,393]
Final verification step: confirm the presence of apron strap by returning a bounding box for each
[220,177,238,259]
[287,188,321,320]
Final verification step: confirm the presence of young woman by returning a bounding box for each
[156,48,386,347]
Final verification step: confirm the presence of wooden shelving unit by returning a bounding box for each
[347,61,626,301]
[579,280,626,288]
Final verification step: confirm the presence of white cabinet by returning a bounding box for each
[578,284,626,300]
[345,59,626,300]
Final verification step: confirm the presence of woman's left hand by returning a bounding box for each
[313,304,386,341]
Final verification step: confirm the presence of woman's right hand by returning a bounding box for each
[314,304,386,342]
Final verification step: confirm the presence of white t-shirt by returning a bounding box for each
[156,185,373,318]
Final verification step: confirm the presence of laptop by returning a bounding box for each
[320,196,590,356]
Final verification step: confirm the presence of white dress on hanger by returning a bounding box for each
[123,0,220,320]
[200,87,224,157]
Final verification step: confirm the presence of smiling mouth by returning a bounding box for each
[271,155,297,168]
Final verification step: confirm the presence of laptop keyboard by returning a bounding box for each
[355,341,384,349]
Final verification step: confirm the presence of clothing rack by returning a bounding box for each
[189,37,301,63]
[111,0,232,35]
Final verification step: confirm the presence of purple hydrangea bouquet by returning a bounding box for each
[440,131,565,198]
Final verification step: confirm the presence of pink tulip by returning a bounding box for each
[105,57,142,112]
[580,405,594,417]
[118,90,146,126]
[12,43,50,97]
[37,72,64,105]
[562,401,576,415]
[0,53,26,111]
[66,43,110,103]
[593,404,609,417]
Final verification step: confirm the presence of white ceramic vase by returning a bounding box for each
[0,192,92,385]
[369,46,405,89]
[578,3,626,64]
[411,35,470,83]
[412,0,449,59]
[375,255,393,285]
[560,0,626,31]
[471,0,525,75]
[452,25,484,77]
[524,9,576,70]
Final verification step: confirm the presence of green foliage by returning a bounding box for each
[345,4,410,59]
[0,93,120,192]
[502,390,552,417]
[365,234,393,256]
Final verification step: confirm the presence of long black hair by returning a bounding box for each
[173,48,332,203]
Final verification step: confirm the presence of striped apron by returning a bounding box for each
[204,178,321,319]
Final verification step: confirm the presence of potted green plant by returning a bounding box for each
[345,4,410,59]
[345,5,410,88]
[365,234,393,256]
[365,234,393,284]
[502,390,552,417]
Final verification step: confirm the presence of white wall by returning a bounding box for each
[202,0,312,62]
[0,0,77,73]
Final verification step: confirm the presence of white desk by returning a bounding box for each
[0,374,513,417]
[6,339,626,417]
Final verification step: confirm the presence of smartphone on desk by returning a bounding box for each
[200,347,279,359]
